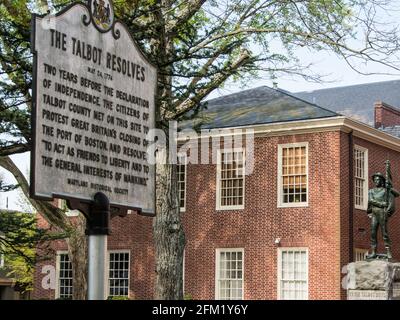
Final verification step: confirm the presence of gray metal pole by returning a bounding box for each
[86,192,110,300]
[88,234,107,300]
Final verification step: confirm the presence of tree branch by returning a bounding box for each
[166,0,207,35]
[0,143,29,157]
[0,156,70,231]
[172,48,251,119]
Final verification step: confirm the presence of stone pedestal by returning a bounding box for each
[346,261,400,300]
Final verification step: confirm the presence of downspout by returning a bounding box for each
[348,130,354,263]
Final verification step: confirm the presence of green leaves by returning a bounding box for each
[0,210,67,291]
[0,0,398,136]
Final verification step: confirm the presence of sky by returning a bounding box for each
[2,51,399,211]
[2,1,400,211]
[209,47,400,98]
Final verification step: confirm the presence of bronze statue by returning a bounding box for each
[366,160,398,260]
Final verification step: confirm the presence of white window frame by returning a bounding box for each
[178,153,187,213]
[354,145,368,210]
[277,142,309,208]
[107,250,131,299]
[354,248,368,262]
[55,251,73,299]
[277,247,309,300]
[215,248,244,300]
[216,148,245,211]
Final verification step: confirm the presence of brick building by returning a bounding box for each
[32,86,400,300]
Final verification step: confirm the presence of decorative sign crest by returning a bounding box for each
[31,1,157,215]
[89,0,114,32]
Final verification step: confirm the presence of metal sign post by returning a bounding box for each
[30,0,157,300]
[88,234,107,299]
[87,192,109,300]
[68,193,127,300]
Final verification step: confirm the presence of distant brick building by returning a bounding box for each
[32,86,400,300]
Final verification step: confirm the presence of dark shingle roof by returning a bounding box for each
[294,80,400,125]
[180,86,339,129]
[381,126,400,138]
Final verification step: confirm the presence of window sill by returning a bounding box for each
[216,206,245,211]
[354,206,367,211]
[277,202,309,208]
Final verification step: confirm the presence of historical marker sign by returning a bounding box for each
[31,1,157,215]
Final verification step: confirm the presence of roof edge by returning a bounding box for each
[294,79,400,94]
[178,116,400,152]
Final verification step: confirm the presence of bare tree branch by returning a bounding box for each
[173,48,252,119]
[0,156,71,231]
[0,143,29,157]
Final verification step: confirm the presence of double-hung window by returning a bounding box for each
[178,154,187,212]
[354,146,368,210]
[278,248,308,300]
[217,149,245,210]
[278,143,308,207]
[215,249,244,300]
[56,252,73,299]
[108,251,130,298]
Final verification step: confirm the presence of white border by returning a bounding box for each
[277,142,309,208]
[277,247,309,300]
[353,145,369,211]
[215,248,244,300]
[216,148,245,211]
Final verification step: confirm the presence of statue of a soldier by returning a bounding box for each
[366,160,398,260]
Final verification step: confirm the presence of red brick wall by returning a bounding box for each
[339,131,351,300]
[32,128,400,300]
[374,101,400,128]
[182,131,343,300]
[32,213,155,300]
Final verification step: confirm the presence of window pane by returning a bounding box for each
[280,250,308,300]
[354,147,367,208]
[217,250,243,300]
[108,252,130,298]
[281,145,307,204]
[58,253,73,299]
[219,150,245,208]
[177,154,187,210]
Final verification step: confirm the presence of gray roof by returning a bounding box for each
[180,86,339,129]
[294,80,400,125]
[381,126,400,138]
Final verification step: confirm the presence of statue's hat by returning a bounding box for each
[372,172,386,181]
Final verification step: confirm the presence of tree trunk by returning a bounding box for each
[150,0,186,300]
[153,147,186,299]
[66,214,88,300]
[0,156,88,299]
